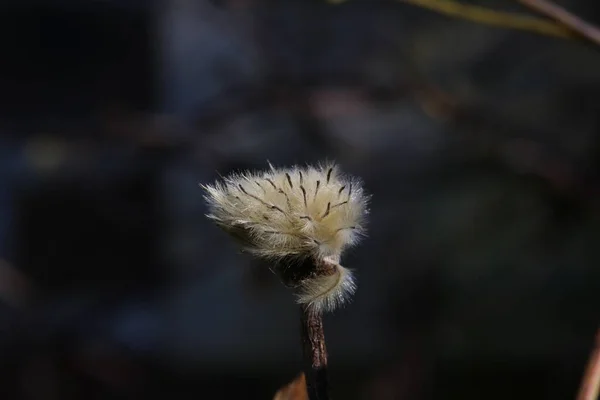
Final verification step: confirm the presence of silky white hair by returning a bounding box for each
[201,162,369,313]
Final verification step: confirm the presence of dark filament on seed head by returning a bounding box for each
[279,189,292,210]
[239,184,285,214]
[338,185,346,197]
[300,185,307,207]
[326,167,333,184]
[322,202,331,219]
[255,181,266,194]
[331,200,348,210]
[238,184,265,204]
[314,180,321,200]
[286,173,293,189]
[265,178,278,190]
[270,204,286,214]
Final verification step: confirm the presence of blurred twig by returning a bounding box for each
[398,0,573,38]
[577,329,600,400]
[517,0,600,46]
[330,0,600,45]
[329,0,574,39]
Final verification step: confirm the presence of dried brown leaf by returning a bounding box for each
[273,373,309,400]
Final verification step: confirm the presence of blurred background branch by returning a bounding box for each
[398,0,573,38]
[329,0,574,39]
[518,0,600,45]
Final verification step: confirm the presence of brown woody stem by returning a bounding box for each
[277,257,337,399]
[300,305,329,400]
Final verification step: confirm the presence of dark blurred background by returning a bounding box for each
[0,0,599,399]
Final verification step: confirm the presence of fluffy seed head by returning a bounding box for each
[295,256,358,313]
[201,162,369,312]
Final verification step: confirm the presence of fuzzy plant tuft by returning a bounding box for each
[201,161,370,399]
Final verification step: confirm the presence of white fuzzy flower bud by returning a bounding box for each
[201,162,369,313]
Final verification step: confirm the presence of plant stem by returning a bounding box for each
[300,305,329,400]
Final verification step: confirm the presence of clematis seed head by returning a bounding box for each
[201,162,369,313]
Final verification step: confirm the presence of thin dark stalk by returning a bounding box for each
[300,305,329,400]
[279,257,336,399]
